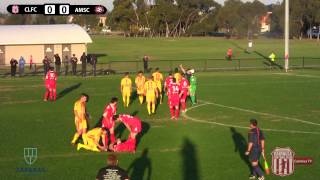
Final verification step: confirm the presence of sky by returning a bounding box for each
[0,0,282,13]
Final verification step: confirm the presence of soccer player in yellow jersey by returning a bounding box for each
[120,72,132,107]
[135,71,146,104]
[174,68,182,85]
[144,76,158,115]
[152,67,164,104]
[71,93,89,145]
[77,127,107,152]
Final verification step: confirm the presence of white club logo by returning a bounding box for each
[24,147,37,165]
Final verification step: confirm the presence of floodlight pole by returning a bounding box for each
[284,0,289,72]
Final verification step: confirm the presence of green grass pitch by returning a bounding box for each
[0,69,320,179]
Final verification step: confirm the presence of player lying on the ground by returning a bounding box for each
[77,127,107,152]
[108,114,142,152]
[168,78,181,120]
[101,97,118,147]
[71,93,89,145]
[120,72,132,107]
[109,135,136,153]
[144,76,158,115]
[43,67,57,101]
[135,71,146,104]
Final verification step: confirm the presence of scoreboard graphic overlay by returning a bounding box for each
[7,4,107,15]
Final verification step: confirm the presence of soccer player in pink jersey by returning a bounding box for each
[168,78,181,120]
[110,135,137,153]
[164,72,174,105]
[179,75,190,112]
[115,114,142,138]
[44,67,57,101]
[101,97,118,147]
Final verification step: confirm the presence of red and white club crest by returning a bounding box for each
[12,5,19,14]
[271,147,295,176]
[95,6,104,14]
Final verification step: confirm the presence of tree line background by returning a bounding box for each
[1,0,320,39]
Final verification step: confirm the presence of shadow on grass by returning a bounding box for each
[57,83,81,99]
[230,127,251,173]
[136,121,150,147]
[181,137,199,180]
[128,148,152,180]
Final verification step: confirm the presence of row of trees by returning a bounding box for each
[109,0,320,38]
[1,0,320,38]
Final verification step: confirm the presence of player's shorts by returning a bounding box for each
[130,123,142,133]
[169,96,179,107]
[45,83,50,89]
[189,86,196,95]
[249,149,261,162]
[49,83,56,89]
[75,119,87,131]
[146,94,155,103]
[102,119,114,129]
[122,90,131,97]
[136,87,144,95]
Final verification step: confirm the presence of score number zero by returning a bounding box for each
[44,4,69,15]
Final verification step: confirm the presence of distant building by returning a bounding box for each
[0,24,92,65]
[261,12,272,33]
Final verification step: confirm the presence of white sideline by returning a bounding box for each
[183,101,320,135]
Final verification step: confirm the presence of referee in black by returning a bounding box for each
[245,119,265,180]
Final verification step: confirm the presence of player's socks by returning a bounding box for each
[90,146,100,152]
[110,133,115,144]
[126,96,130,107]
[71,133,80,144]
[152,103,155,113]
[53,90,56,101]
[170,107,175,118]
[175,108,179,118]
[50,91,54,101]
[253,166,264,177]
[82,133,88,145]
[139,95,143,104]
[181,101,186,112]
[191,96,196,104]
[147,104,151,115]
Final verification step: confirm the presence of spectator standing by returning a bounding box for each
[18,56,25,77]
[63,55,69,76]
[143,55,149,73]
[80,52,87,77]
[29,55,33,70]
[96,154,129,180]
[54,54,61,75]
[91,54,97,76]
[43,56,50,75]
[10,58,18,77]
[71,54,78,75]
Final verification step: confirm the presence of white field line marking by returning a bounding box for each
[273,73,320,79]
[199,100,320,127]
[183,102,320,135]
[0,147,180,162]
